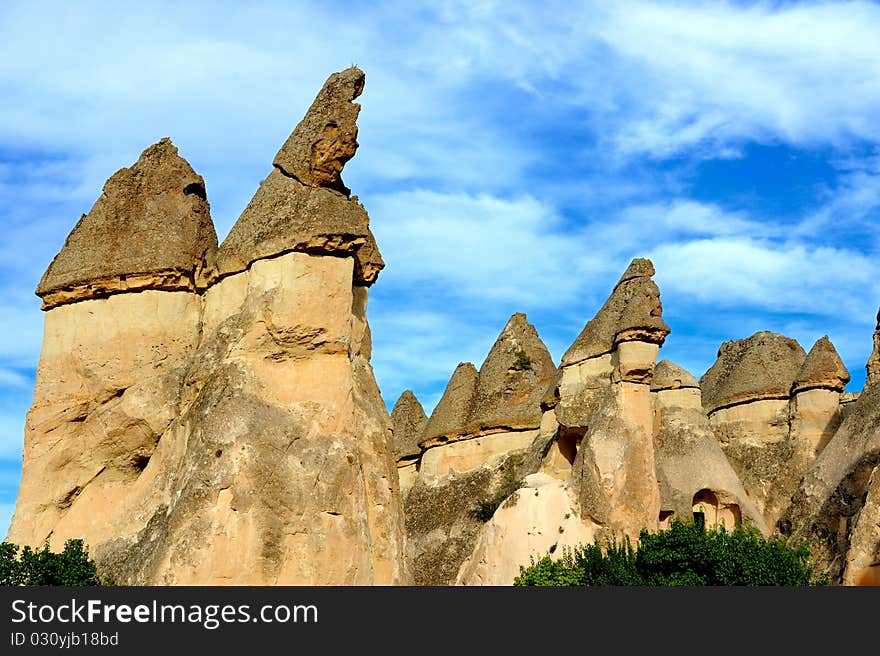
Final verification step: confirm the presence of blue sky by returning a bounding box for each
[3,0,880,538]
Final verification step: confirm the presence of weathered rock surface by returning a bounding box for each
[215,169,383,285]
[273,66,364,195]
[36,139,218,309]
[701,331,806,413]
[403,430,552,586]
[561,258,669,367]
[792,336,850,394]
[866,309,880,386]
[8,69,408,585]
[469,313,556,433]
[842,465,880,585]
[391,390,427,462]
[784,381,880,580]
[652,362,767,533]
[420,314,555,447]
[550,259,668,432]
[571,381,659,539]
[652,359,700,391]
[455,473,597,585]
[420,362,479,445]
[404,314,556,585]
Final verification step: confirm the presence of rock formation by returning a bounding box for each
[8,67,408,585]
[36,138,218,309]
[552,258,669,540]
[784,378,880,581]
[700,331,808,527]
[9,67,879,587]
[651,360,767,533]
[391,390,427,494]
[404,313,556,585]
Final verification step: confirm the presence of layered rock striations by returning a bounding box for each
[8,68,408,585]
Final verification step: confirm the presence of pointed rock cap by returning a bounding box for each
[274,66,364,196]
[215,170,383,284]
[391,390,428,461]
[561,258,670,366]
[36,138,218,309]
[792,336,850,393]
[216,68,382,285]
[651,360,700,392]
[468,312,557,432]
[420,362,479,448]
[866,307,880,386]
[700,331,806,413]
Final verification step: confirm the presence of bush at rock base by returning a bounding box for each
[514,519,825,586]
[0,539,103,586]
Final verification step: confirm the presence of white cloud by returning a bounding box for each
[650,237,880,319]
[368,189,610,306]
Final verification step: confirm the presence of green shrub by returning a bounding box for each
[514,519,825,586]
[0,539,103,586]
[513,350,532,371]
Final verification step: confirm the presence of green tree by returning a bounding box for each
[0,539,102,586]
[514,519,824,586]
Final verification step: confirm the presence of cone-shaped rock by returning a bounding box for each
[421,363,479,446]
[469,313,556,432]
[274,66,364,195]
[216,68,383,285]
[792,336,850,394]
[561,258,669,366]
[701,331,806,413]
[651,359,700,391]
[36,138,218,309]
[391,390,428,461]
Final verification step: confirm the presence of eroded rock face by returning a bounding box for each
[651,362,766,533]
[215,168,383,285]
[701,331,806,413]
[571,381,659,538]
[561,258,669,367]
[784,382,880,581]
[456,473,597,586]
[36,139,218,309]
[842,465,880,585]
[700,331,811,528]
[391,390,427,462]
[404,314,556,585]
[866,309,880,386]
[420,314,555,448]
[8,69,408,585]
[420,363,479,446]
[273,66,364,195]
[792,336,850,394]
